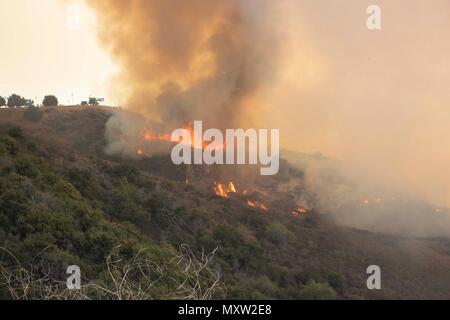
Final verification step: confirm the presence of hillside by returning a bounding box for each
[1,106,450,299]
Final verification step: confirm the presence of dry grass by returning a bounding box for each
[0,245,224,300]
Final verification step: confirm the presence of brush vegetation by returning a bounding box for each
[1,106,450,299]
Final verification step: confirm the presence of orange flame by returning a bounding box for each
[139,125,225,150]
[228,181,237,193]
[214,181,237,198]
[141,130,172,142]
[213,183,269,211]
[214,182,227,197]
[291,207,307,217]
[247,199,256,207]
[247,199,268,211]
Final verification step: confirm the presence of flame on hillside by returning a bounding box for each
[142,130,172,142]
[136,125,225,156]
[214,181,269,211]
[247,199,268,211]
[214,181,237,198]
[291,207,308,217]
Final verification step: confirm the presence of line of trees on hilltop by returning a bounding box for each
[0,94,104,108]
[0,94,59,108]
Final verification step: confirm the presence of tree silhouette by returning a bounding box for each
[42,95,58,107]
[25,99,35,107]
[7,94,27,108]
[0,96,5,107]
[89,97,100,105]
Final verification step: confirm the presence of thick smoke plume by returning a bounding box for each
[89,0,450,236]
[258,0,450,209]
[87,0,281,130]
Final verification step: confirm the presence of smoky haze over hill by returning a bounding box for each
[87,0,450,215]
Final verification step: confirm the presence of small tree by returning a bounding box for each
[42,95,58,107]
[25,99,35,107]
[0,96,5,107]
[7,94,27,108]
[89,97,99,105]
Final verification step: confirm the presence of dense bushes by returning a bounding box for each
[265,223,295,245]
[0,128,346,300]
[24,106,43,122]
[297,281,338,300]
[0,134,151,292]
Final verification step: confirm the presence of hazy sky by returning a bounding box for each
[0,0,116,105]
[257,0,450,205]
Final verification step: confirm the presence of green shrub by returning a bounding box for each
[265,223,295,244]
[42,95,58,107]
[298,280,338,300]
[24,106,43,122]
[327,272,345,293]
[0,136,18,156]
[8,127,23,139]
[14,154,41,178]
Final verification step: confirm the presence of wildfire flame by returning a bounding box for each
[246,199,256,207]
[228,181,237,193]
[137,125,225,155]
[247,200,268,211]
[214,182,268,211]
[142,130,172,142]
[291,207,307,217]
[214,181,237,198]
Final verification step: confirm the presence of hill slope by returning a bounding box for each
[1,106,450,299]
